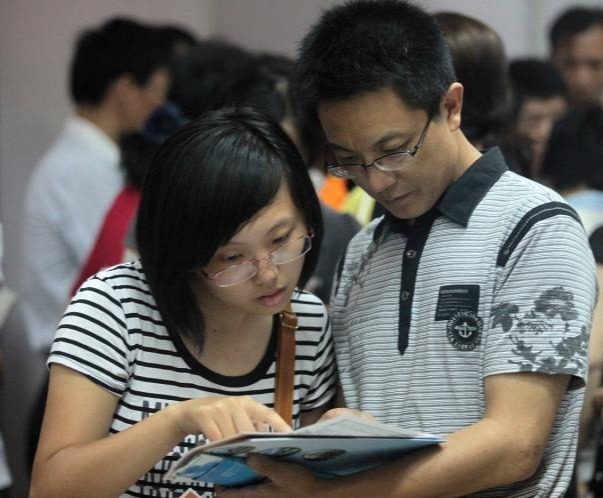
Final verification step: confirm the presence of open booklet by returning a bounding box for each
[166,414,444,487]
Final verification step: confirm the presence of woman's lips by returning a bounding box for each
[258,287,286,307]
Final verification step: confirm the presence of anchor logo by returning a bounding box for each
[454,321,477,339]
[447,309,483,351]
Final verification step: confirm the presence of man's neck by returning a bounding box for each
[453,132,483,181]
[76,106,122,144]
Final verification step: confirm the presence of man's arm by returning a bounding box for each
[580,263,603,446]
[221,371,570,498]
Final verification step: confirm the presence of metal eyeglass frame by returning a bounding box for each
[325,115,432,179]
[200,231,314,288]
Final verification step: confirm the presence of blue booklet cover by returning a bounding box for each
[166,415,444,487]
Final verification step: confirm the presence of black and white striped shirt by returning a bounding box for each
[49,260,337,498]
[331,148,596,498]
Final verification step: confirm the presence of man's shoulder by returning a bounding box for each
[487,171,570,218]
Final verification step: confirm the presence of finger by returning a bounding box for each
[199,417,224,442]
[244,402,291,433]
[262,410,292,433]
[252,420,270,433]
[212,408,240,439]
[231,407,258,434]
[319,408,348,421]
[245,454,304,483]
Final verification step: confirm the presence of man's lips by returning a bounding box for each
[384,192,411,203]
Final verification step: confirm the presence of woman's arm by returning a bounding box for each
[30,364,290,498]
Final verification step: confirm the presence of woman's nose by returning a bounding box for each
[253,256,278,283]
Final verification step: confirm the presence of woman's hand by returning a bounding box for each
[167,396,292,441]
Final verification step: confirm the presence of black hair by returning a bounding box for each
[70,17,171,105]
[293,0,455,121]
[435,12,512,145]
[540,106,603,191]
[169,39,254,120]
[120,103,187,189]
[136,107,323,350]
[508,58,567,120]
[213,55,292,122]
[213,54,326,165]
[157,24,197,55]
[550,7,603,49]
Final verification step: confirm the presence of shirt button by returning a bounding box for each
[401,290,411,301]
[405,249,416,259]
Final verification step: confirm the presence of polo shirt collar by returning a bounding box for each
[438,147,508,226]
[376,147,508,239]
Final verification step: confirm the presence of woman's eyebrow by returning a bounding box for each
[226,218,296,246]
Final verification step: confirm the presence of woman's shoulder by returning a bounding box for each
[74,260,156,314]
[290,290,329,330]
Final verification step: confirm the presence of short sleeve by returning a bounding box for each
[48,276,131,395]
[290,293,337,412]
[299,313,337,411]
[486,212,597,389]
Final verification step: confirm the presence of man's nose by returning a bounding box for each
[363,166,396,194]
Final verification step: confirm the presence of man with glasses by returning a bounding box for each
[222,1,596,498]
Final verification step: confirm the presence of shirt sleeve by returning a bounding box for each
[296,297,337,411]
[486,210,597,389]
[48,275,131,395]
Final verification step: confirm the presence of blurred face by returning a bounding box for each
[515,96,568,175]
[122,68,170,132]
[196,184,307,317]
[318,86,466,221]
[553,26,603,107]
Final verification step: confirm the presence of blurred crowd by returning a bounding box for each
[2,3,603,497]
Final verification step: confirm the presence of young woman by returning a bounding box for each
[30,108,337,498]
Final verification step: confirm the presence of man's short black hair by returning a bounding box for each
[70,17,171,105]
[293,0,456,119]
[508,59,567,119]
[550,7,603,49]
[169,38,253,120]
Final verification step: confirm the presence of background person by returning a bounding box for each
[508,58,569,178]
[550,6,603,109]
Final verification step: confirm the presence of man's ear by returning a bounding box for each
[110,74,137,104]
[441,82,464,132]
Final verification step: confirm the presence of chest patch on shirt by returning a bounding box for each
[435,285,480,321]
[446,309,483,351]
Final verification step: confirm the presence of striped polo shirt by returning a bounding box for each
[48,260,337,498]
[331,148,596,497]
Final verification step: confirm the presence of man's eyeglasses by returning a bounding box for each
[325,116,432,179]
[201,233,314,288]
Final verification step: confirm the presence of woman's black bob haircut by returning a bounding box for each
[136,107,323,349]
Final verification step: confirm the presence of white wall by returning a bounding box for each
[1,0,601,495]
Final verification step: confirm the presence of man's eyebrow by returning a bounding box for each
[328,130,409,154]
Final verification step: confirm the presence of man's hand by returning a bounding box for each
[319,407,375,422]
[218,455,334,498]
